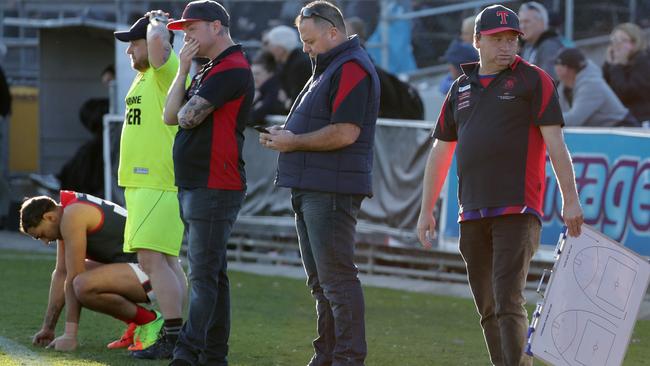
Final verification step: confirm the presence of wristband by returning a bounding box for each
[64,322,78,337]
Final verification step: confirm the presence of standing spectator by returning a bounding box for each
[259,2,380,365]
[603,23,650,123]
[263,25,312,110]
[164,1,255,364]
[113,11,187,360]
[518,1,564,79]
[555,48,638,127]
[250,51,286,125]
[417,5,583,366]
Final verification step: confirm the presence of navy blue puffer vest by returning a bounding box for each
[276,36,380,196]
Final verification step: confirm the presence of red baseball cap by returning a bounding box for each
[167,0,230,31]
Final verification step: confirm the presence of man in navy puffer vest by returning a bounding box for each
[259,1,379,365]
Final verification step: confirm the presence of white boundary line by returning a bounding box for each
[0,336,51,366]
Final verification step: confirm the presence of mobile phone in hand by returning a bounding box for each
[253,125,270,134]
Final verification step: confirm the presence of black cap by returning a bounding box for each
[114,16,149,42]
[167,0,230,30]
[474,5,523,36]
[555,48,586,71]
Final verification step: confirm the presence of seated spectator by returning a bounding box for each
[250,51,286,125]
[555,48,639,127]
[31,98,108,196]
[603,22,650,123]
[519,1,564,79]
[263,25,312,110]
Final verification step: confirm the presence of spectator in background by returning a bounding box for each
[347,16,424,120]
[555,48,639,127]
[519,1,563,79]
[0,63,10,119]
[263,25,312,110]
[250,51,286,125]
[438,16,479,95]
[603,23,650,123]
[0,60,11,229]
[100,64,115,87]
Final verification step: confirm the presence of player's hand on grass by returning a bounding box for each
[47,334,77,351]
[562,200,584,238]
[416,212,436,249]
[32,328,55,347]
[46,322,78,351]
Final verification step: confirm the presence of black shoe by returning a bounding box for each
[169,359,192,366]
[131,333,176,360]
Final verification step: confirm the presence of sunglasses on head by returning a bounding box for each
[300,7,336,28]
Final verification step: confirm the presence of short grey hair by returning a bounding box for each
[520,1,549,29]
[265,25,301,51]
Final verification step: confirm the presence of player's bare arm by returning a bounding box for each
[146,10,171,69]
[164,37,199,125]
[47,205,93,351]
[32,241,66,347]
[416,139,456,248]
[262,123,359,153]
[540,125,584,237]
[177,95,215,129]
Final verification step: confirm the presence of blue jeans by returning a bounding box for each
[459,214,540,366]
[174,188,244,366]
[291,189,367,366]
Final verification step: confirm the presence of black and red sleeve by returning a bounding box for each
[329,61,371,126]
[432,85,458,141]
[197,67,252,109]
[531,67,564,127]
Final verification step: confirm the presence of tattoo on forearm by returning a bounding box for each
[178,97,214,129]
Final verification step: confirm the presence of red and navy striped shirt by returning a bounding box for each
[173,45,254,190]
[433,56,563,222]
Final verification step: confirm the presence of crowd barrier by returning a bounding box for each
[103,115,650,261]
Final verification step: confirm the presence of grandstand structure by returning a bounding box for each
[1,0,647,85]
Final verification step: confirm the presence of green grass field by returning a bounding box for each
[0,250,649,365]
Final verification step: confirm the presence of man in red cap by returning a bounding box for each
[417,4,583,365]
[164,1,254,365]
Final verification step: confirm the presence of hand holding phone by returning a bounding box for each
[253,125,270,134]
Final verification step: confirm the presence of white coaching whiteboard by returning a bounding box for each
[527,225,650,366]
